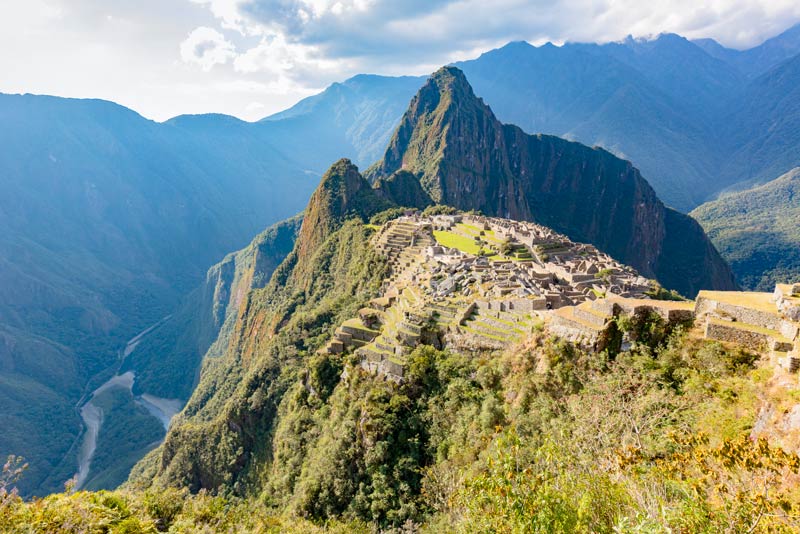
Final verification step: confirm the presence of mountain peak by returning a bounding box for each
[296,158,389,264]
[370,65,493,200]
[368,67,736,295]
[428,66,474,96]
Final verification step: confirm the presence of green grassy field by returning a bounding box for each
[433,230,501,259]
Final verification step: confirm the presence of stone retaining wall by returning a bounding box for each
[704,320,768,352]
[341,324,378,342]
[696,297,780,330]
[476,297,547,313]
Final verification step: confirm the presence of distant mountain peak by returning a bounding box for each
[617,32,693,53]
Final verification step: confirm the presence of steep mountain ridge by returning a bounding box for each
[369,67,736,296]
[295,159,390,270]
[130,162,389,492]
[694,22,800,77]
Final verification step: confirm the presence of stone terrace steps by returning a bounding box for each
[379,222,435,288]
[572,301,612,327]
[550,306,608,333]
[461,308,532,345]
[704,317,794,354]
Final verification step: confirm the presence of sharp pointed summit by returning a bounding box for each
[296,158,390,265]
[369,66,736,296]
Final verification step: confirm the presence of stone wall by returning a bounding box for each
[456,302,477,326]
[341,324,378,342]
[549,313,604,350]
[704,320,769,352]
[696,296,780,330]
[476,297,547,313]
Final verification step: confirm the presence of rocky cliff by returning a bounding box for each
[126,215,303,399]
[369,66,736,296]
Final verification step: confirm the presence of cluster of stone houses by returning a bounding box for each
[424,214,651,306]
[320,212,800,383]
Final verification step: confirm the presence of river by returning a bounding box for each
[74,319,182,489]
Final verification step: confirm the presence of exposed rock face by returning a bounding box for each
[369,67,737,296]
[374,170,433,209]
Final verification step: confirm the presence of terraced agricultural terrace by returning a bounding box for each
[321,213,658,380]
[695,284,800,372]
[319,212,800,383]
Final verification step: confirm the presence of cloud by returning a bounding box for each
[232,32,350,92]
[180,26,237,71]
[245,101,266,112]
[192,0,800,78]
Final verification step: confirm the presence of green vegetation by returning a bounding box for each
[0,363,81,498]
[421,204,458,216]
[368,207,409,226]
[0,484,367,533]
[128,212,391,494]
[434,230,487,256]
[433,230,503,260]
[645,282,687,301]
[5,327,798,532]
[692,168,800,290]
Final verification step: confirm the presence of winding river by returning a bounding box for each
[74,319,182,489]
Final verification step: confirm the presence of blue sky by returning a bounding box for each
[2,0,799,121]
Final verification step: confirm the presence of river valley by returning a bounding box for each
[74,320,182,489]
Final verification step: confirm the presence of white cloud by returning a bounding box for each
[196,0,800,65]
[233,33,344,76]
[180,26,237,71]
[3,0,800,122]
[245,101,265,112]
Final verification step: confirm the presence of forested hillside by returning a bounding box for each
[692,168,800,290]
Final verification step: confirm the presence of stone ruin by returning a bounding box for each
[696,284,800,373]
[548,295,695,351]
[320,210,800,383]
[319,213,658,382]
